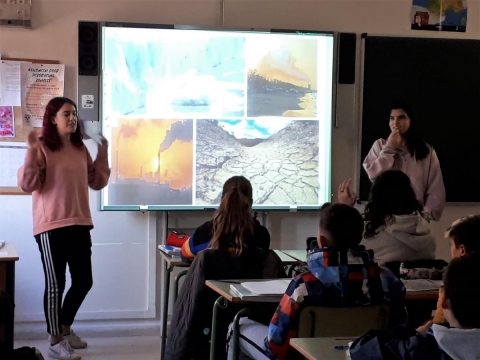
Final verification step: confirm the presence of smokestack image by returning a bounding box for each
[159,119,193,153]
[156,119,193,184]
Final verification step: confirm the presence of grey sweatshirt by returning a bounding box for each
[363,139,446,221]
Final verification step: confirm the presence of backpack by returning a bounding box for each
[3,347,45,360]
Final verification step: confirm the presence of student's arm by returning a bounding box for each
[432,289,446,324]
[363,139,397,181]
[262,250,287,279]
[180,234,209,262]
[256,225,271,250]
[180,223,211,262]
[267,276,307,359]
[422,149,446,221]
[87,142,111,190]
[17,134,46,193]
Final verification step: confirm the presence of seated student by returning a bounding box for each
[165,177,285,360]
[229,203,406,360]
[351,251,480,360]
[338,171,436,265]
[427,215,480,325]
[181,176,270,262]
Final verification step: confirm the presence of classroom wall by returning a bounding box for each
[1,0,479,337]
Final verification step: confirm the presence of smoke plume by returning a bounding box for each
[256,49,309,84]
[159,120,193,152]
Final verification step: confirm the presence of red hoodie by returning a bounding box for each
[17,140,110,235]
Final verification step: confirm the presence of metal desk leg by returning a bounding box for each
[160,264,173,360]
[232,308,251,360]
[210,296,228,360]
[173,270,188,304]
[5,262,15,352]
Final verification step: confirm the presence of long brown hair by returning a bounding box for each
[41,97,84,152]
[210,176,255,256]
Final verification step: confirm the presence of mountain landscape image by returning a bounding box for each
[195,119,320,205]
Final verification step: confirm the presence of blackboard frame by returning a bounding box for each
[359,35,480,203]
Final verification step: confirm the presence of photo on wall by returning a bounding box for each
[104,28,246,118]
[108,118,193,205]
[245,36,318,117]
[195,119,320,206]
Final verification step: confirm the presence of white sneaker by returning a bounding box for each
[49,341,82,360]
[64,329,88,349]
[48,329,88,349]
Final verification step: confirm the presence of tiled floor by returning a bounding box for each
[15,336,161,360]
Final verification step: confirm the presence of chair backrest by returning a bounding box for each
[298,305,389,338]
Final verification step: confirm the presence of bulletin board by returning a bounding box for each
[0,57,60,195]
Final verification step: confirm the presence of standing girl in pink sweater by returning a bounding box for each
[363,101,445,221]
[18,97,110,360]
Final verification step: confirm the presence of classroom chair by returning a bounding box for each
[229,305,389,360]
[298,305,389,338]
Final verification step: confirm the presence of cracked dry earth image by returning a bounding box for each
[196,120,320,205]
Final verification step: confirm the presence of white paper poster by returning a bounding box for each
[21,63,65,127]
[0,144,27,187]
[0,61,23,106]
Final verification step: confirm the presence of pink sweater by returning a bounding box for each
[363,139,446,221]
[17,141,110,235]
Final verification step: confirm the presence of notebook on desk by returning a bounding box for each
[158,244,181,257]
[402,279,443,292]
[230,279,291,301]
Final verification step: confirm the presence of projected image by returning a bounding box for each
[104,29,246,118]
[108,118,193,205]
[195,119,320,205]
[246,37,318,117]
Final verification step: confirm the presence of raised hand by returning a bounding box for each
[99,135,108,147]
[387,129,403,149]
[338,178,358,207]
[27,130,40,149]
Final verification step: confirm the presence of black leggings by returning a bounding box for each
[35,225,93,336]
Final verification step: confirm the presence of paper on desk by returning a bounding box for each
[241,279,291,295]
[402,279,443,292]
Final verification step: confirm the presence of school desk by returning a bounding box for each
[205,279,287,360]
[0,242,19,352]
[206,277,439,360]
[290,337,351,360]
[158,250,300,360]
[157,250,190,360]
[281,250,308,263]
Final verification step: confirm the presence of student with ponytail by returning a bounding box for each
[166,176,284,360]
[181,176,270,262]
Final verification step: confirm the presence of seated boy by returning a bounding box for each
[432,252,480,358]
[351,251,480,359]
[228,203,406,360]
[429,215,480,325]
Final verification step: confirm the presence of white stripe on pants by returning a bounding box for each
[40,232,61,336]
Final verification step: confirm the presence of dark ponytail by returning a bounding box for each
[210,176,255,256]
